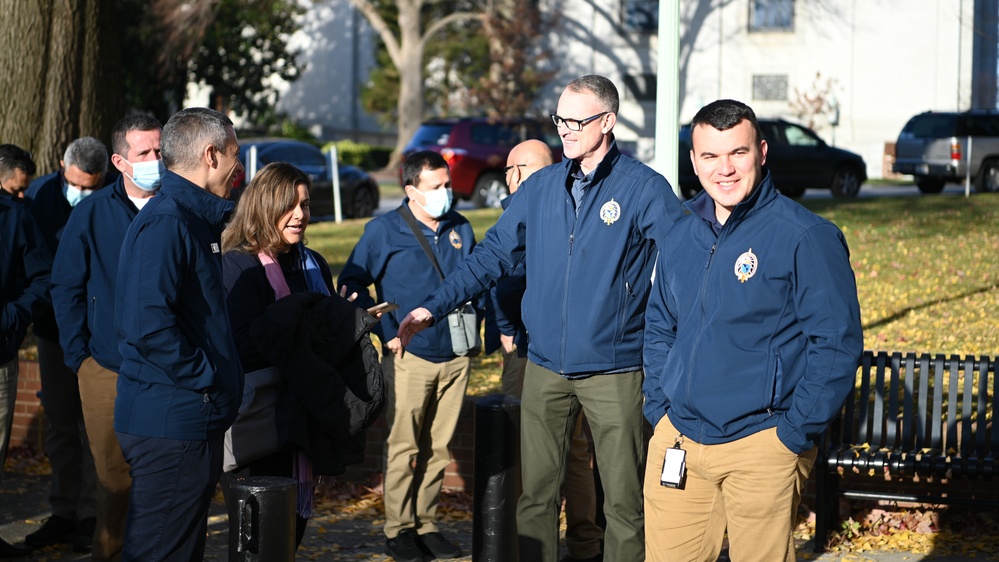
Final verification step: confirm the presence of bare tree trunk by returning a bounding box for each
[393,0,425,167]
[0,0,122,174]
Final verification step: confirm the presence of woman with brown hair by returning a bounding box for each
[221,162,383,548]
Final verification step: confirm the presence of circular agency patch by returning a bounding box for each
[449,230,463,249]
[599,198,621,225]
[734,248,758,283]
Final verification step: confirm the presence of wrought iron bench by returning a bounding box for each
[813,351,998,552]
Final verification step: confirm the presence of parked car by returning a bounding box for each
[678,118,867,199]
[232,138,380,219]
[892,110,999,194]
[400,117,563,208]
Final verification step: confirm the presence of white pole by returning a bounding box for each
[653,0,681,197]
[328,146,343,223]
[965,135,972,198]
[248,145,258,182]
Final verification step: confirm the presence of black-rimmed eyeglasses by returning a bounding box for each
[550,111,609,132]
[504,164,528,174]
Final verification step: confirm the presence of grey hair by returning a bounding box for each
[161,107,234,171]
[566,75,620,114]
[63,137,108,175]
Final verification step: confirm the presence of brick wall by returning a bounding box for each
[11,360,45,452]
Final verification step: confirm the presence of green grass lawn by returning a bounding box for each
[304,193,999,395]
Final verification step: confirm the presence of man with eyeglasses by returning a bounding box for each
[399,74,683,561]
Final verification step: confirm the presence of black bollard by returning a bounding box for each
[227,476,297,562]
[473,393,521,561]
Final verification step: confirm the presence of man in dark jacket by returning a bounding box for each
[114,107,243,561]
[24,137,106,552]
[0,144,37,199]
[497,140,601,562]
[399,75,684,562]
[51,114,162,562]
[339,151,477,562]
[642,99,863,561]
[0,189,52,558]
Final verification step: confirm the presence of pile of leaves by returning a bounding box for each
[796,501,999,557]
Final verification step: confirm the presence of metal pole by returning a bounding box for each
[653,0,681,197]
[328,146,343,223]
[965,135,972,197]
[472,394,521,561]
[227,476,297,562]
[248,145,258,183]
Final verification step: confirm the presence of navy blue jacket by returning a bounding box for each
[422,144,683,376]
[25,171,74,340]
[51,177,143,373]
[0,198,52,363]
[642,172,864,454]
[114,171,243,440]
[338,203,478,363]
[489,195,528,355]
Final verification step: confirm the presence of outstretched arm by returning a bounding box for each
[397,307,435,346]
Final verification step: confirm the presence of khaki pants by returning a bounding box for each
[502,351,602,559]
[382,352,470,538]
[644,415,816,562]
[518,363,645,562]
[78,358,131,562]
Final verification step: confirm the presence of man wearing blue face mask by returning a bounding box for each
[339,151,480,562]
[23,137,107,554]
[49,115,162,561]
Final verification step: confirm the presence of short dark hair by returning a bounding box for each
[690,99,764,145]
[63,137,108,175]
[566,75,620,114]
[162,107,234,171]
[0,144,36,179]
[402,151,449,188]
[112,114,163,157]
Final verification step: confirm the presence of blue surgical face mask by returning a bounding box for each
[123,158,164,192]
[65,184,94,207]
[417,187,453,218]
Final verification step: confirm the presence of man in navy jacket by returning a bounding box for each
[339,151,477,562]
[24,137,106,552]
[642,99,863,561]
[0,190,51,558]
[114,107,243,561]
[399,75,684,561]
[51,114,162,562]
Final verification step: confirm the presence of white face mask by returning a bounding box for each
[417,187,453,218]
[65,184,94,207]
[123,158,164,192]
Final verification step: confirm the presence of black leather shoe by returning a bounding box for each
[24,515,77,547]
[72,516,96,553]
[386,529,427,562]
[0,537,30,559]
[418,531,463,559]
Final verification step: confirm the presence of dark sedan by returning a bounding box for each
[678,118,867,199]
[233,138,380,220]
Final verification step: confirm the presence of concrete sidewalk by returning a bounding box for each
[0,470,992,561]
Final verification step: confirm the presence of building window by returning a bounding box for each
[623,0,658,33]
[752,74,788,101]
[749,0,793,32]
[624,74,657,101]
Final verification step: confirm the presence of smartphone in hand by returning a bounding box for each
[366,302,400,316]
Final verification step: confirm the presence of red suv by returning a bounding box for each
[401,117,562,207]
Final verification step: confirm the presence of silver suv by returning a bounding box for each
[893,110,999,194]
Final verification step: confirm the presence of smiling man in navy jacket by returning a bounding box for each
[399,75,683,562]
[51,114,162,562]
[114,107,244,561]
[642,99,863,562]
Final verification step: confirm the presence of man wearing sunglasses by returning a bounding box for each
[400,74,683,561]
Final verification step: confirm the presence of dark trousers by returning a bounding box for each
[116,433,223,562]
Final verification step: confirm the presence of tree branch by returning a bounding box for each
[421,11,484,45]
[346,0,402,66]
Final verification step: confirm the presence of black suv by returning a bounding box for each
[678,118,867,199]
[893,110,999,194]
[401,117,562,207]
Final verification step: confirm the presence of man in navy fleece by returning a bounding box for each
[114,107,244,561]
